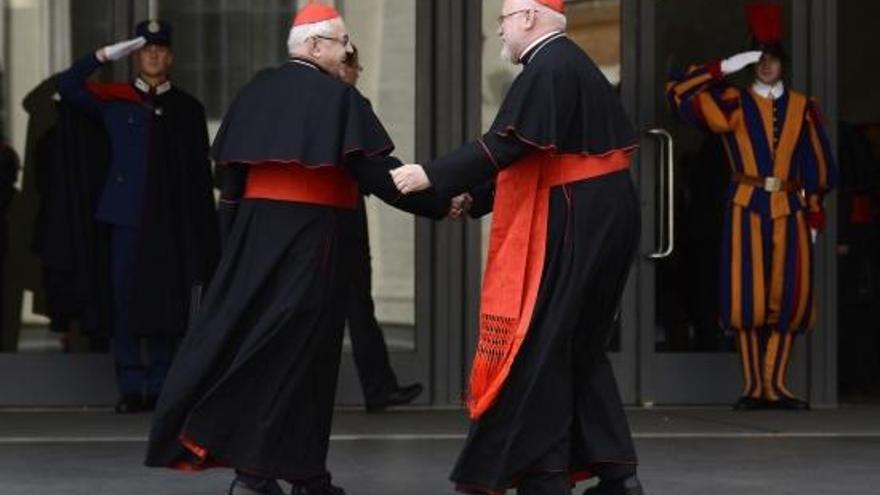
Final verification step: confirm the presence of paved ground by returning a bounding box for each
[1,406,878,494]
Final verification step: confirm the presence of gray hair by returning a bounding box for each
[287,17,344,56]
[525,0,567,31]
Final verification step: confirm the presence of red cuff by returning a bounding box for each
[707,61,724,80]
[808,209,826,231]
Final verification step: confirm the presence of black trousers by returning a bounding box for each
[342,197,398,404]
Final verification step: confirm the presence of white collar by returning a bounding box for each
[135,77,172,95]
[520,30,565,64]
[291,58,320,71]
[751,80,785,100]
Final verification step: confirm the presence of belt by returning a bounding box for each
[731,173,801,193]
[244,161,359,209]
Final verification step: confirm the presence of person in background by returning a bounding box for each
[337,45,424,412]
[0,139,19,348]
[57,20,219,413]
[667,3,836,411]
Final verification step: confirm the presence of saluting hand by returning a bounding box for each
[97,36,147,63]
[391,164,431,194]
[720,50,763,75]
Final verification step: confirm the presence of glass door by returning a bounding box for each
[634,0,809,404]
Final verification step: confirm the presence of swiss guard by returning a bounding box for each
[56,20,220,413]
[667,3,836,410]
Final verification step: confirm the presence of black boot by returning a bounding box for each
[114,395,145,414]
[228,473,286,495]
[289,478,345,495]
[365,382,423,413]
[732,396,766,411]
[766,396,810,411]
[142,395,159,412]
[583,475,644,495]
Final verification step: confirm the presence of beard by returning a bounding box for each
[500,41,518,65]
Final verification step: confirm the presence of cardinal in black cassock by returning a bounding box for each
[145,4,448,495]
[392,1,644,494]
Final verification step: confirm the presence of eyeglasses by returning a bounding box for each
[313,34,352,50]
[497,8,534,26]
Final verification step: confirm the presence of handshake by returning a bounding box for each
[391,164,473,220]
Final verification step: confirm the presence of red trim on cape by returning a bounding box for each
[707,60,724,80]
[86,82,142,103]
[493,127,639,157]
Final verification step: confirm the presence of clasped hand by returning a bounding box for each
[390,164,471,220]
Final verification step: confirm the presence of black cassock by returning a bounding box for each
[423,34,641,493]
[145,59,447,481]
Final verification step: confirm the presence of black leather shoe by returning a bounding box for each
[289,482,345,495]
[143,395,159,412]
[366,382,423,413]
[114,395,144,414]
[732,396,766,411]
[767,396,811,410]
[583,475,644,495]
[229,477,286,495]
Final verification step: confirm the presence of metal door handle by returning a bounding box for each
[647,128,675,259]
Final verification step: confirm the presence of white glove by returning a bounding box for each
[720,51,763,75]
[810,228,818,244]
[96,36,146,63]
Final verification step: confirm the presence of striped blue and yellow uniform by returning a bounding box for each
[667,63,836,335]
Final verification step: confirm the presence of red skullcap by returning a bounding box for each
[292,1,341,27]
[535,0,565,13]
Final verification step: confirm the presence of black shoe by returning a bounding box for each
[114,395,145,414]
[732,396,766,411]
[229,475,286,495]
[766,396,811,410]
[365,382,423,413]
[583,475,644,495]
[289,482,345,495]
[143,395,159,412]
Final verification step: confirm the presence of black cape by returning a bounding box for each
[422,36,640,199]
[491,36,637,154]
[30,80,219,337]
[127,88,220,337]
[211,59,393,166]
[28,77,112,336]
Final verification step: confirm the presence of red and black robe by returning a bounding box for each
[423,34,642,493]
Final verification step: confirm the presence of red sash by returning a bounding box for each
[468,149,633,419]
[243,161,359,209]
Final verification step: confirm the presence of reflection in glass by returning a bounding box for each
[3,0,118,354]
[343,0,417,351]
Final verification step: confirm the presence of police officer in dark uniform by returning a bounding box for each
[58,21,219,413]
